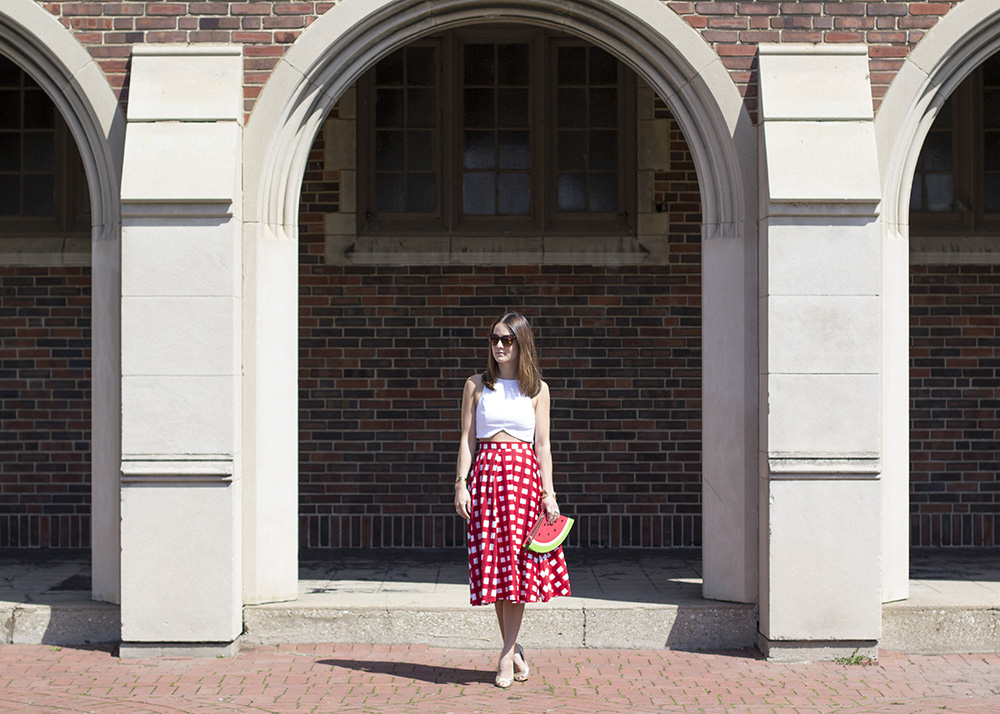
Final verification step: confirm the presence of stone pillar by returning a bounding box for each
[757,44,884,660]
[118,46,244,656]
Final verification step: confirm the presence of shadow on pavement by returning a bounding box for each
[317,658,490,685]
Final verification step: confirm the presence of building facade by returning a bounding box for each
[1,0,999,657]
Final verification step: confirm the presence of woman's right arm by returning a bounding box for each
[454,376,478,520]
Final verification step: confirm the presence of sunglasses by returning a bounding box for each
[489,333,517,348]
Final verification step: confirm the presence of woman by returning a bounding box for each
[454,312,571,688]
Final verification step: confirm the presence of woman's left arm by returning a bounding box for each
[534,381,559,522]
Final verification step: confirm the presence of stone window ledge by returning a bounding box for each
[0,237,91,266]
[910,235,1000,265]
[326,234,651,265]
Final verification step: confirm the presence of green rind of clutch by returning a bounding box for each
[526,517,574,553]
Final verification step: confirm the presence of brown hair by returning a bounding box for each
[483,312,542,397]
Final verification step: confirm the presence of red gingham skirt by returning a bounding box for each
[466,441,571,605]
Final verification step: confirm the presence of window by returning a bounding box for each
[0,56,89,236]
[357,28,636,236]
[911,53,1000,235]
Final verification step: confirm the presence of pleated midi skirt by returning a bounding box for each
[466,441,571,605]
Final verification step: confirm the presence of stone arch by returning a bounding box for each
[0,0,124,603]
[243,0,759,604]
[876,0,1000,603]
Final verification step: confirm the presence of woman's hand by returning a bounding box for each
[541,494,560,524]
[455,481,472,521]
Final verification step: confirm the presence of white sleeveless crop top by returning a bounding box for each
[475,378,535,443]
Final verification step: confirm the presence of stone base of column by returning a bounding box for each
[758,635,879,663]
[119,640,240,659]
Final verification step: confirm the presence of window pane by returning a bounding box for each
[589,48,618,85]
[0,132,19,171]
[0,61,18,88]
[407,88,436,128]
[558,131,587,170]
[464,45,494,85]
[557,47,586,85]
[23,173,54,216]
[24,132,54,172]
[498,130,529,170]
[498,173,529,214]
[375,174,405,212]
[464,172,495,215]
[23,89,54,128]
[375,88,403,127]
[464,131,494,170]
[909,174,922,212]
[985,130,1000,171]
[557,88,586,128]
[376,49,404,85]
[406,46,436,86]
[984,173,1000,213]
[497,88,528,127]
[407,130,435,171]
[985,89,1000,128]
[375,131,404,170]
[589,131,617,170]
[464,88,494,128]
[407,173,436,211]
[920,131,952,171]
[925,173,953,212]
[590,173,618,212]
[498,44,529,85]
[983,54,1000,87]
[0,90,19,129]
[0,175,18,214]
[589,88,617,128]
[557,173,586,212]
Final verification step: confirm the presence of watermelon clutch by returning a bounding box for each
[524,513,574,553]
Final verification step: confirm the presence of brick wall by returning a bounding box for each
[0,267,91,548]
[297,109,705,549]
[910,264,1000,547]
[39,1,962,118]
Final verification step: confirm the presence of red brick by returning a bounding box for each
[823,2,866,15]
[867,2,908,15]
[275,3,315,13]
[60,3,103,16]
[694,2,737,14]
[737,2,778,13]
[910,2,953,14]
[147,3,186,15]
[231,3,273,15]
[825,32,864,43]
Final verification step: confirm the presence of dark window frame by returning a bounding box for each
[0,56,90,238]
[357,27,636,237]
[911,57,1000,236]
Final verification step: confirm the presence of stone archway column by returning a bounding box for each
[756,44,884,661]
[118,46,244,656]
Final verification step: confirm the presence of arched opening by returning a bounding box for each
[0,0,124,604]
[244,0,757,608]
[0,53,92,549]
[296,27,705,551]
[877,0,1000,607]
[908,50,1000,547]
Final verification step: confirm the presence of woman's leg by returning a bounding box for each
[495,600,525,681]
[494,601,528,678]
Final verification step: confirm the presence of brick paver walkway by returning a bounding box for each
[0,644,997,713]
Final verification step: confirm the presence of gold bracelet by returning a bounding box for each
[455,476,467,483]
[540,489,556,500]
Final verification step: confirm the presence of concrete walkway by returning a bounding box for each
[0,642,998,713]
[3,548,1000,655]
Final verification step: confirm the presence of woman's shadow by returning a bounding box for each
[316,658,489,685]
